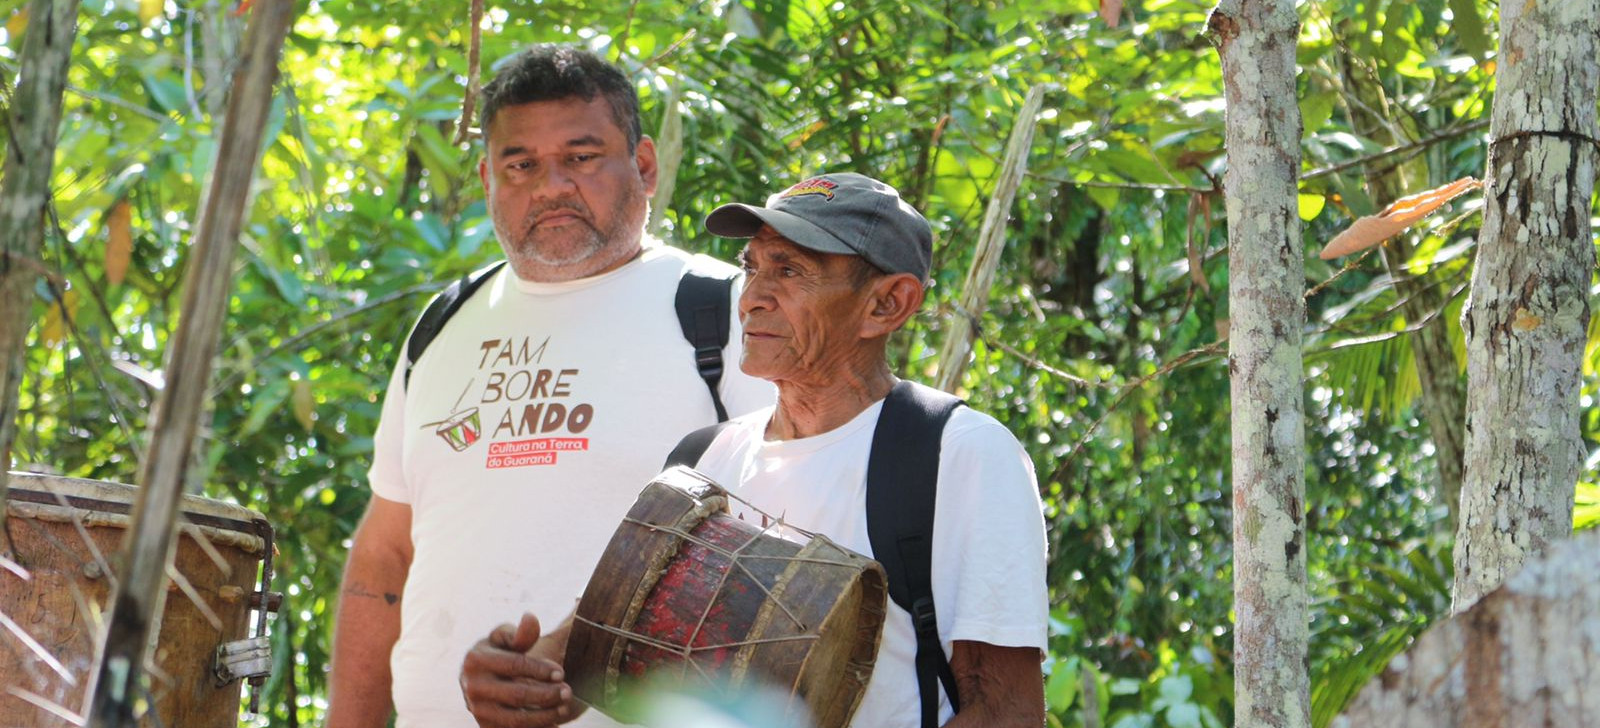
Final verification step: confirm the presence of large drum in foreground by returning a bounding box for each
[568,467,886,728]
[0,472,273,727]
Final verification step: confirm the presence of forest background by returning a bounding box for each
[4,0,1598,726]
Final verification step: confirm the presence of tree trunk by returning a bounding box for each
[647,77,684,237]
[1451,0,1598,613]
[1208,2,1309,727]
[1335,530,1600,728]
[1337,56,1467,531]
[0,0,82,554]
[84,1,296,724]
[934,83,1047,393]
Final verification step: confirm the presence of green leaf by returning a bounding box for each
[1446,0,1490,59]
[1380,4,1411,63]
[250,253,306,307]
[141,71,188,114]
[1167,703,1203,728]
[1301,92,1336,139]
[1046,657,1080,711]
[458,217,494,259]
[1298,193,1327,221]
[1087,185,1121,211]
[1576,481,1600,532]
[240,379,291,437]
[1110,677,1143,696]
[1158,674,1194,706]
[413,213,450,252]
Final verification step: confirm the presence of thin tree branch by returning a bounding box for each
[209,282,440,396]
[614,0,642,61]
[1303,119,1490,180]
[642,29,697,70]
[1313,279,1469,354]
[1042,340,1229,486]
[451,0,484,145]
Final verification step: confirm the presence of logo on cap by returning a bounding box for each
[779,177,838,201]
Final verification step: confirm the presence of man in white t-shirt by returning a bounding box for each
[325,45,771,728]
[459,173,1047,728]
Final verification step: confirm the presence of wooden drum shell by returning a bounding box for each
[568,467,886,728]
[0,473,267,727]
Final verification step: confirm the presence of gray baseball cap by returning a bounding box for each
[704,172,933,281]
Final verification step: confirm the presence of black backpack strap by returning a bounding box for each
[404,260,507,390]
[866,380,965,727]
[675,260,736,422]
[662,421,734,470]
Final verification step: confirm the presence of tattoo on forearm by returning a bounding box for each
[957,649,989,708]
[344,581,400,606]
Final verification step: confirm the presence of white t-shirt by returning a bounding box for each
[367,243,774,728]
[693,398,1049,728]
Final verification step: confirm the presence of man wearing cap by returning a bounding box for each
[459,173,1047,728]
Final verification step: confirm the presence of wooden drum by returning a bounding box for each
[0,472,274,727]
[568,467,886,728]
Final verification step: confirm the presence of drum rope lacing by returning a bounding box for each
[574,489,866,685]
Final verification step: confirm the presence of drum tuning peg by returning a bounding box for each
[249,590,284,612]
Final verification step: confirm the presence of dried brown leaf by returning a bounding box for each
[1100,0,1123,28]
[293,378,315,430]
[1319,176,1482,260]
[106,201,132,286]
[788,120,827,150]
[6,8,27,41]
[1186,194,1210,293]
[41,289,78,348]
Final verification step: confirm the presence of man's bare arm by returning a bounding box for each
[327,495,414,728]
[943,640,1045,727]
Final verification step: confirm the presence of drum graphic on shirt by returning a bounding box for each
[432,407,481,451]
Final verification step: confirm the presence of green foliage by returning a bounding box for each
[7,0,1597,726]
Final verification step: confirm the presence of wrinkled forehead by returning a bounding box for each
[739,228,826,264]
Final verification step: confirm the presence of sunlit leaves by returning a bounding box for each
[1298,193,1327,222]
[1444,0,1491,59]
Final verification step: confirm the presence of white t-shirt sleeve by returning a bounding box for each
[367,356,413,504]
[932,409,1049,652]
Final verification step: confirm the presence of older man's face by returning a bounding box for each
[736,229,876,386]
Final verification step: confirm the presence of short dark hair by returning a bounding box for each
[846,254,887,286]
[479,44,642,150]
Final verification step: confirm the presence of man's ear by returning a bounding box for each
[478,156,490,195]
[861,273,926,339]
[635,136,659,197]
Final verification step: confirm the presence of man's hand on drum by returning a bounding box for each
[460,612,585,727]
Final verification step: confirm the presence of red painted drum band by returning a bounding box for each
[567,467,887,728]
[0,472,269,727]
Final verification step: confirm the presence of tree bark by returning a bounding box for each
[0,0,82,554]
[1337,56,1467,530]
[1208,2,1309,727]
[84,1,296,724]
[1451,0,1598,613]
[1335,530,1600,728]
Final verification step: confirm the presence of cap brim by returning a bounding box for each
[704,204,858,257]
